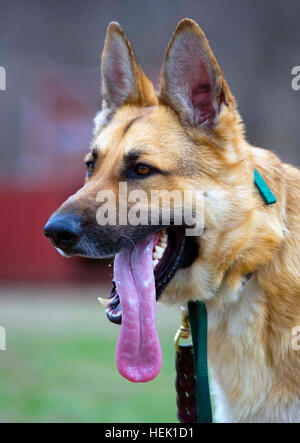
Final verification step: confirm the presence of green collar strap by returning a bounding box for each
[254,169,277,205]
[188,301,213,423]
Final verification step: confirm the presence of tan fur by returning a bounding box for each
[60,19,300,422]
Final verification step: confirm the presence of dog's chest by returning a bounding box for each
[206,279,273,422]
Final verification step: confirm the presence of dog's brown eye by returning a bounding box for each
[136,164,151,176]
[125,162,159,179]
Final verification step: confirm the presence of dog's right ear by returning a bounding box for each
[101,22,157,116]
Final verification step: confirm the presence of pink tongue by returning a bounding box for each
[114,234,162,383]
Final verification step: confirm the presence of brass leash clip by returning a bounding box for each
[174,307,191,352]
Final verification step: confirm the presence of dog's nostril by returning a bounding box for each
[58,230,76,244]
[43,213,82,249]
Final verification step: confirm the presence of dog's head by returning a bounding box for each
[44,19,276,309]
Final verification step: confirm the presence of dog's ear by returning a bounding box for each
[101,22,157,114]
[160,19,235,128]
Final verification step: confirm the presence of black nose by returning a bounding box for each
[43,213,82,250]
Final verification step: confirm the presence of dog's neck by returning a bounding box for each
[202,147,300,421]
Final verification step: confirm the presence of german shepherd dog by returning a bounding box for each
[44,19,300,422]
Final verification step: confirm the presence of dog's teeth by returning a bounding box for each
[153,252,159,259]
[160,241,167,248]
[155,245,164,257]
[153,259,159,268]
[161,234,168,242]
[98,297,110,307]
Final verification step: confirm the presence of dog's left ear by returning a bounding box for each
[160,19,235,128]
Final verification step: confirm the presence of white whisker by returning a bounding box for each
[120,233,136,249]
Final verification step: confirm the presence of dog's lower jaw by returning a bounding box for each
[160,254,251,307]
[159,261,215,306]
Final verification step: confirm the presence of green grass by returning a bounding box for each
[0,286,182,422]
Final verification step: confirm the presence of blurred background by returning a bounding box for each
[0,0,299,422]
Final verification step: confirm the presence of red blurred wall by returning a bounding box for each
[0,185,111,283]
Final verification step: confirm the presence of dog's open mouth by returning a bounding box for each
[106,228,186,324]
[100,227,197,383]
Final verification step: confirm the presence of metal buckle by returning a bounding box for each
[174,307,191,352]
